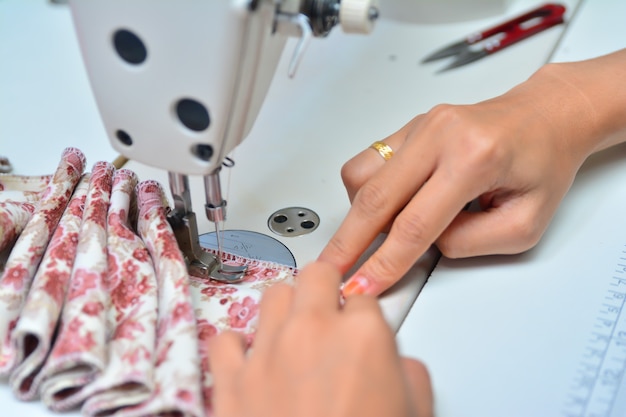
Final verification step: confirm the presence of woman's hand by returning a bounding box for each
[208,261,433,417]
[319,50,626,297]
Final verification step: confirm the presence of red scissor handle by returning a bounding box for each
[467,3,566,53]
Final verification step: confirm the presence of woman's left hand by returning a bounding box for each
[208,261,434,417]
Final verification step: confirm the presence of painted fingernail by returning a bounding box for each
[341,275,371,297]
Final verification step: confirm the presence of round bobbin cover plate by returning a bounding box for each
[268,207,320,237]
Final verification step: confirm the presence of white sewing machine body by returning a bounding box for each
[69,1,289,176]
[69,0,378,175]
[68,0,378,282]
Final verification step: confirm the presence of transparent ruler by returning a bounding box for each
[564,245,626,417]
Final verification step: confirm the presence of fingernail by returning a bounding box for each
[341,275,372,297]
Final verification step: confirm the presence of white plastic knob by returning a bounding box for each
[339,0,379,34]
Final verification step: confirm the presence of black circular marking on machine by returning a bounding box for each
[115,129,133,146]
[113,29,147,64]
[191,143,214,161]
[176,98,211,132]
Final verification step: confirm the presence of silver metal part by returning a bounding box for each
[203,169,227,223]
[208,261,250,283]
[299,0,340,36]
[167,172,247,283]
[169,171,193,213]
[268,206,320,236]
[275,0,379,77]
[200,229,297,267]
[274,12,313,78]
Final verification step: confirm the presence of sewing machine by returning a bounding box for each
[67,0,378,283]
[7,1,598,414]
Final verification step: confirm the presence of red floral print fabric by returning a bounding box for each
[81,169,159,416]
[8,173,90,400]
[0,174,51,195]
[121,179,205,417]
[0,147,85,373]
[0,200,36,252]
[38,160,115,412]
[0,174,51,251]
[188,252,296,415]
[0,148,297,416]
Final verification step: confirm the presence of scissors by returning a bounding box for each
[422,3,566,72]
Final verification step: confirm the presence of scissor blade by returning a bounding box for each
[437,49,489,73]
[421,40,469,63]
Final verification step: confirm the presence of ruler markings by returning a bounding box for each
[563,245,626,417]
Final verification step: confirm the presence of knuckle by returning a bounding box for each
[426,103,458,123]
[340,157,367,190]
[367,250,403,283]
[427,104,508,174]
[323,236,353,264]
[459,130,505,172]
[508,214,543,251]
[353,180,391,218]
[435,226,473,259]
[392,211,431,249]
[439,243,472,260]
[436,235,460,259]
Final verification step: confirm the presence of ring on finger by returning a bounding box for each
[369,141,394,161]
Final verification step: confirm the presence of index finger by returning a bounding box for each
[318,130,435,277]
[344,171,471,296]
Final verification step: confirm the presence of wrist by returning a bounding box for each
[533,50,626,156]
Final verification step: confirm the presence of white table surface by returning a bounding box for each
[1,0,583,415]
[397,1,626,416]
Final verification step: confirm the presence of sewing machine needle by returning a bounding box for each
[214,220,225,261]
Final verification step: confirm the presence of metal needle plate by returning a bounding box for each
[200,229,296,267]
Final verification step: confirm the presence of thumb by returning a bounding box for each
[436,202,547,258]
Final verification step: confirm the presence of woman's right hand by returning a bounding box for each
[319,49,626,297]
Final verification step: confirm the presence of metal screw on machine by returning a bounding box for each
[268,207,320,237]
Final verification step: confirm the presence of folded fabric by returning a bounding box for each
[0,147,297,416]
[0,147,86,373]
[0,173,51,252]
[38,160,116,411]
[80,169,157,416]
[8,173,90,401]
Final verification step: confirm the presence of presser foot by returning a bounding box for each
[167,210,247,283]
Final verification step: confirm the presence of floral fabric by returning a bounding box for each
[8,173,90,401]
[80,169,158,416]
[0,147,86,373]
[0,148,297,416]
[38,160,116,411]
[0,172,52,251]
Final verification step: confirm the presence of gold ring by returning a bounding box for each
[369,141,394,161]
